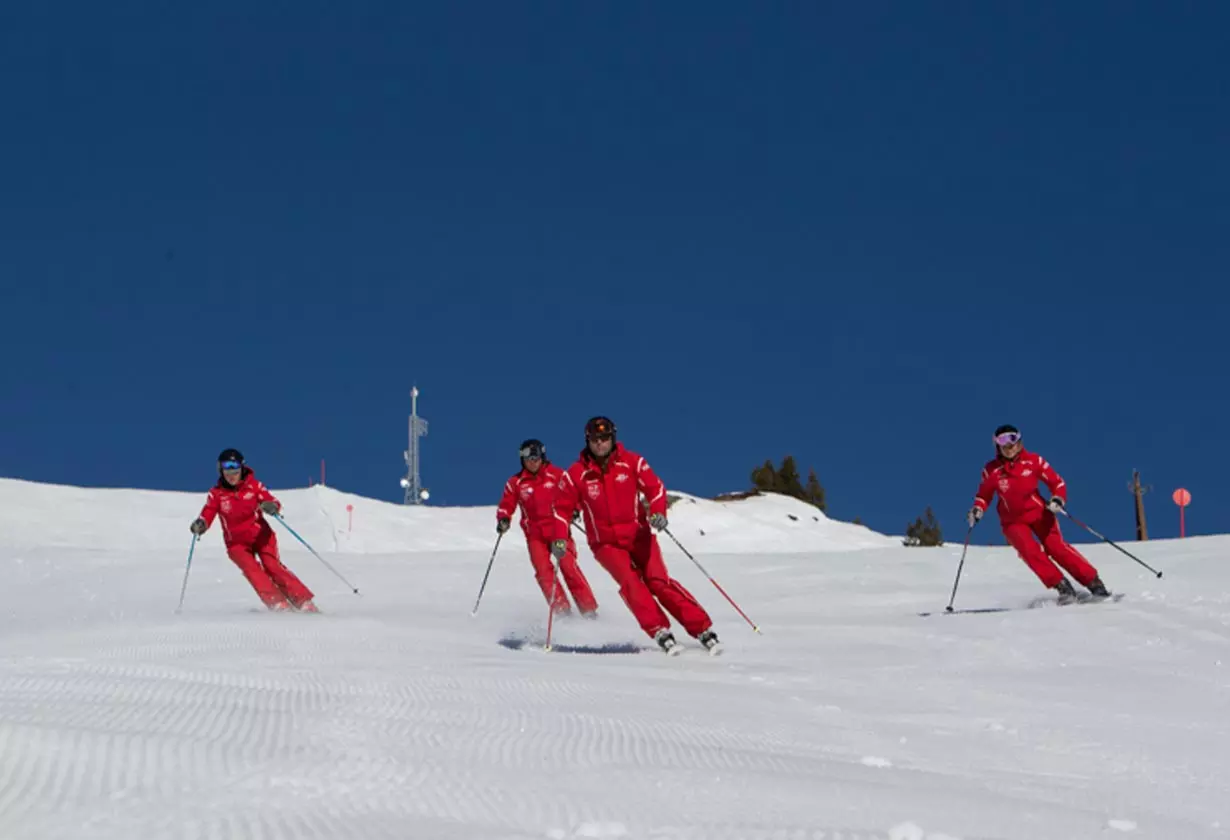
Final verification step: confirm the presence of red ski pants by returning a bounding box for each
[226,531,314,609]
[527,536,598,615]
[1003,512,1099,588]
[591,528,712,639]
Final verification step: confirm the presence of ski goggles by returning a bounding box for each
[220,460,243,471]
[519,445,544,460]
[993,432,1022,447]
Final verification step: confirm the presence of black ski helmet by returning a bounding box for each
[585,416,616,443]
[217,448,245,473]
[519,439,546,462]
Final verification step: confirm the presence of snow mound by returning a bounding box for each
[0,477,894,554]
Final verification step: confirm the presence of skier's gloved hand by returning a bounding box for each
[1047,496,1066,513]
[259,501,280,516]
[966,507,983,528]
[496,517,510,534]
[550,539,568,560]
[648,513,668,531]
[190,518,207,535]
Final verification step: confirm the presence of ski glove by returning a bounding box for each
[190,518,207,535]
[550,539,568,560]
[259,501,280,516]
[1047,496,1066,513]
[966,507,983,528]
[648,513,668,531]
[496,517,510,534]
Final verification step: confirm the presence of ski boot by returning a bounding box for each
[1054,579,1078,605]
[654,629,682,656]
[1085,577,1111,599]
[698,629,724,657]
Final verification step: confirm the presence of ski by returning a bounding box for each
[917,607,1013,617]
[919,592,1123,617]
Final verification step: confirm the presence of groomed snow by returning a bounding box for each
[1,477,1227,839]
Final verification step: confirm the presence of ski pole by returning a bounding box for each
[661,526,761,633]
[269,513,361,593]
[944,525,975,613]
[1058,509,1163,578]
[176,534,199,614]
[544,555,561,651]
[471,532,503,615]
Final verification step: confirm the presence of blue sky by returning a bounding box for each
[2,3,1226,547]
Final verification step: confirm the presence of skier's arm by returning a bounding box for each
[972,468,996,512]
[551,471,580,541]
[198,488,220,527]
[1039,458,1068,503]
[253,479,281,515]
[496,479,518,522]
[635,457,669,517]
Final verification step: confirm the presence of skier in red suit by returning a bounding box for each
[496,439,599,617]
[190,448,317,612]
[968,425,1111,602]
[552,417,720,655]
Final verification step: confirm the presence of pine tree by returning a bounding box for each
[904,505,944,546]
[804,468,827,512]
[776,455,804,498]
[751,460,778,492]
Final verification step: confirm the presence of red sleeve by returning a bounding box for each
[496,477,519,521]
[199,488,220,526]
[551,468,581,541]
[252,477,280,512]
[973,466,996,511]
[1038,456,1067,502]
[635,455,668,517]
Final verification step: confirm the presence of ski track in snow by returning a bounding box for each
[0,480,1228,839]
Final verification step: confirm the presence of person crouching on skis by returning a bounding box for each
[551,416,721,655]
[967,425,1111,603]
[496,439,599,618]
[189,448,318,612]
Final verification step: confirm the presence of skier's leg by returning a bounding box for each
[227,543,291,609]
[252,532,314,608]
[591,544,671,638]
[633,529,712,637]
[1034,513,1100,588]
[1003,523,1066,588]
[557,536,599,615]
[528,537,571,614]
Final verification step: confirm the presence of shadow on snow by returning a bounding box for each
[498,635,644,654]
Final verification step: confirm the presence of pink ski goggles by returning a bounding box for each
[994,431,1022,446]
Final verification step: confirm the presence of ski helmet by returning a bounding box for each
[585,416,616,443]
[519,439,546,461]
[217,448,245,472]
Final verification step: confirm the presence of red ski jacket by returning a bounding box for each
[496,463,570,542]
[552,443,669,549]
[198,468,281,547]
[972,449,1067,527]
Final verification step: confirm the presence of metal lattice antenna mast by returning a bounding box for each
[401,386,430,504]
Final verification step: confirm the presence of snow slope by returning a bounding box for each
[1,477,1228,840]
